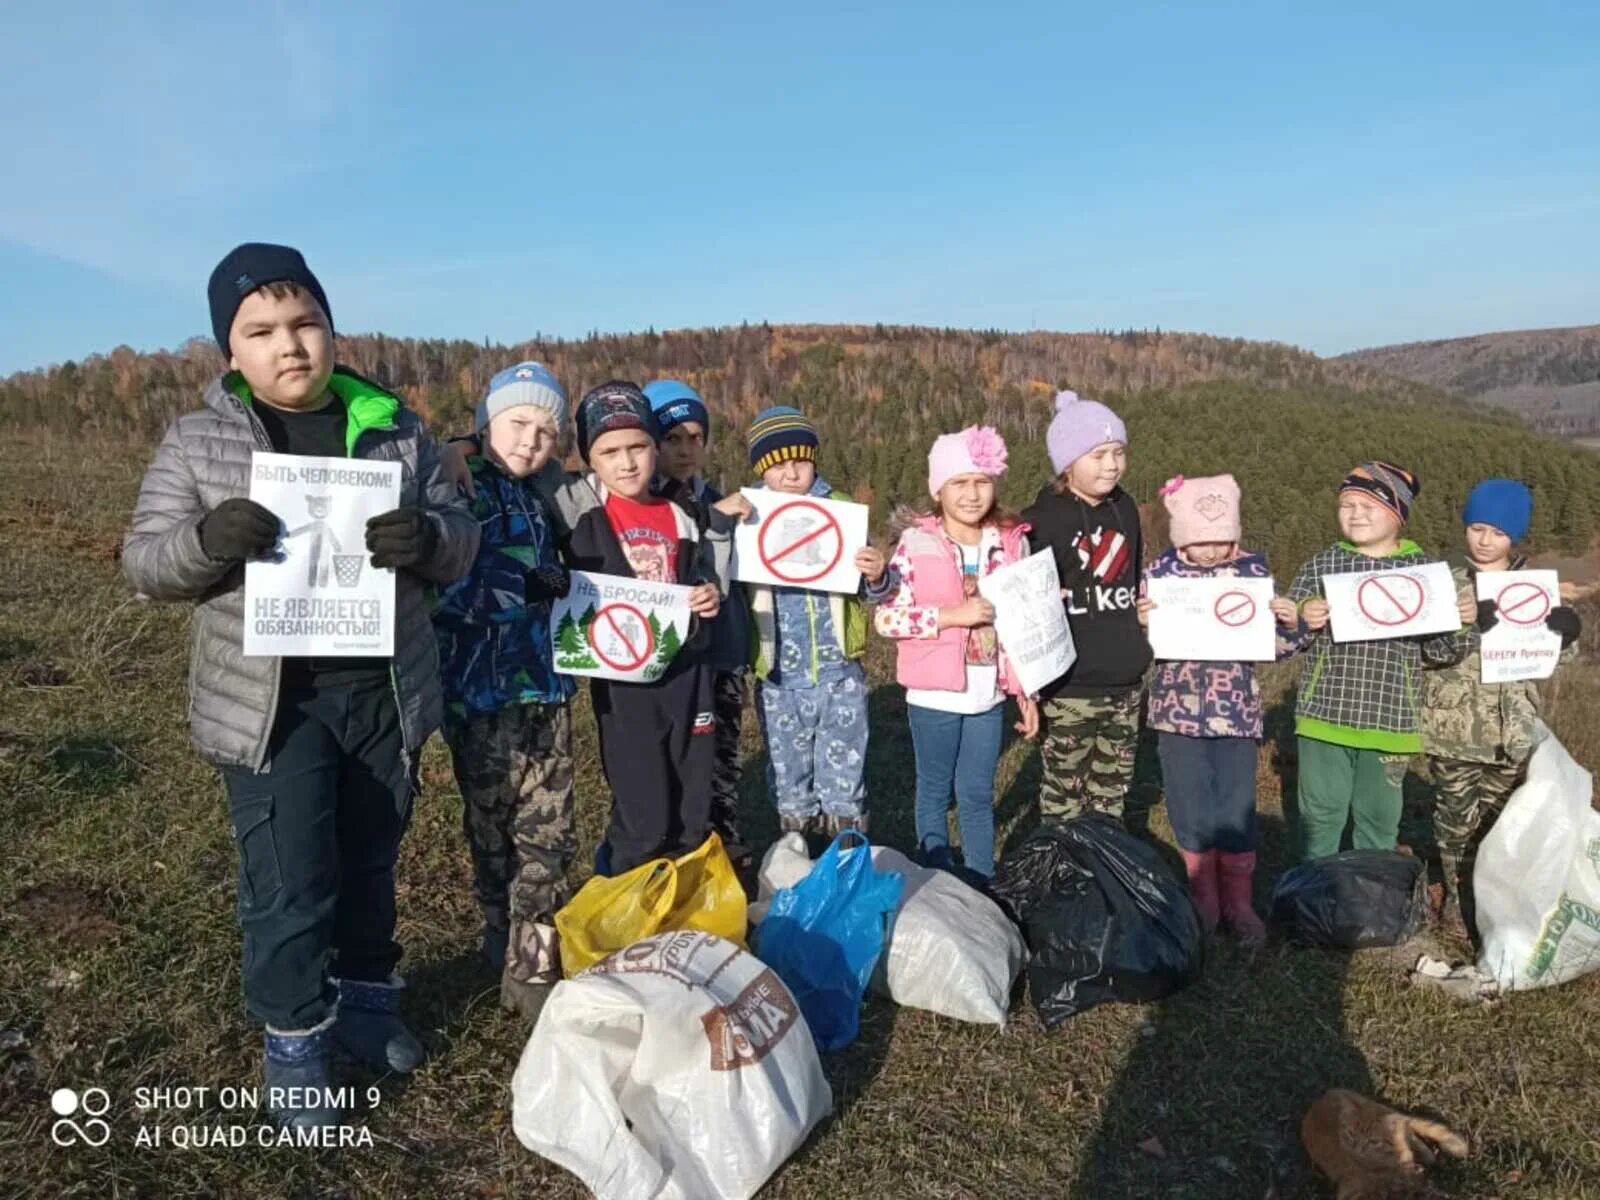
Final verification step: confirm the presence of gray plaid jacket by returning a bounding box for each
[1286,540,1468,752]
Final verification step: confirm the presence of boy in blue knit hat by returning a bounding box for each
[1420,478,1583,941]
[434,362,578,1022]
[744,405,893,838]
[646,380,754,867]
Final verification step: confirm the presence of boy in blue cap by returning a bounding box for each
[1420,478,1583,940]
[645,379,753,867]
[434,362,578,1022]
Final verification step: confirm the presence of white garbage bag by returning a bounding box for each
[1474,724,1600,991]
[510,930,831,1200]
[753,833,1026,1026]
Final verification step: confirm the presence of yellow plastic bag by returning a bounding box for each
[556,833,747,977]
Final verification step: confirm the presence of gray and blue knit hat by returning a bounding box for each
[475,361,567,434]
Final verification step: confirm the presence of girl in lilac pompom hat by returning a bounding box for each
[874,425,1037,877]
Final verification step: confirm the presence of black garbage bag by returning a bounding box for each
[1269,849,1424,948]
[990,816,1204,1027]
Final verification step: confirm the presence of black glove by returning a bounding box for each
[199,498,279,563]
[525,563,571,603]
[1547,605,1581,649]
[365,507,438,570]
[1475,598,1499,633]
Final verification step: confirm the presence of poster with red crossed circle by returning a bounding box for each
[551,569,694,682]
[734,489,871,593]
[1213,589,1258,628]
[586,603,655,673]
[1473,569,1563,683]
[1323,562,1460,643]
[1356,574,1426,627]
[1147,576,1275,661]
[1494,579,1552,626]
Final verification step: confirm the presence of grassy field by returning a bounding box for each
[3,429,1599,1199]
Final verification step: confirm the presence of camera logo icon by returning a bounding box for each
[50,1087,111,1147]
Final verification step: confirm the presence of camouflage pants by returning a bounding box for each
[1429,755,1524,906]
[1038,691,1141,822]
[446,703,575,983]
[711,669,749,848]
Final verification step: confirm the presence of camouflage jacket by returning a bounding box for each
[1419,557,1574,764]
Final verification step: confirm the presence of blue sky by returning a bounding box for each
[2,1,1597,374]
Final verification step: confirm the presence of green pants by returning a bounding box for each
[1295,736,1410,860]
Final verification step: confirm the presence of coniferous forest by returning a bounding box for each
[4,323,1597,582]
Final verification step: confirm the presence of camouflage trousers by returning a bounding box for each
[710,669,749,849]
[1038,691,1141,823]
[1428,755,1525,907]
[446,702,575,983]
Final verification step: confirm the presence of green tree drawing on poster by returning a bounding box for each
[554,603,599,671]
[655,617,682,667]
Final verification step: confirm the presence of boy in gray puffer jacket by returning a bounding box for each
[123,243,477,1130]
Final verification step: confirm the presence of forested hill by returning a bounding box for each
[1336,324,1600,440]
[4,324,1598,578]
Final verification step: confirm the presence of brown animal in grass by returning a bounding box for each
[1301,1088,1469,1199]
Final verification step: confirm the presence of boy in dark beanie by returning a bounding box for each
[124,243,478,1130]
[547,381,727,878]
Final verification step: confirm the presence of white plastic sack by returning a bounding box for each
[753,833,1026,1026]
[510,930,831,1200]
[1474,724,1600,991]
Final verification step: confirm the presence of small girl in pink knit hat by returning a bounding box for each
[1142,474,1308,943]
[874,426,1038,877]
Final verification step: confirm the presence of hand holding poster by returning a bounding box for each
[244,452,400,656]
[1476,569,1563,682]
[977,549,1077,696]
[551,570,694,683]
[733,489,870,594]
[1146,575,1276,662]
[1322,561,1460,644]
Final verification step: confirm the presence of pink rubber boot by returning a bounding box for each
[1179,849,1220,934]
[1218,851,1267,945]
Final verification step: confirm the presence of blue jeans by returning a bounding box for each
[907,703,1005,877]
[1157,731,1258,853]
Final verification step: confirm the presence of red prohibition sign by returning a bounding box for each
[1213,590,1257,627]
[586,602,656,672]
[1356,573,1426,627]
[757,499,845,584]
[1495,580,1551,626]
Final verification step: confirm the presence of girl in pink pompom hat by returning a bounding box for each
[1142,474,1309,943]
[874,426,1037,878]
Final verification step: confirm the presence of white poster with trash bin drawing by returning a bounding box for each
[243,452,400,657]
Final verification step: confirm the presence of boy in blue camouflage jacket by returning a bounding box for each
[434,363,577,1023]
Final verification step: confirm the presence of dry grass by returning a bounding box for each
[2,432,1599,1198]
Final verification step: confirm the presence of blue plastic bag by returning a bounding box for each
[754,832,904,1051]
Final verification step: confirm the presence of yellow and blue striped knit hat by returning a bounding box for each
[748,405,819,475]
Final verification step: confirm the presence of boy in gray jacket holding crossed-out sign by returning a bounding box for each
[123,243,477,1131]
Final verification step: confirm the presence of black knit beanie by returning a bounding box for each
[207,243,333,352]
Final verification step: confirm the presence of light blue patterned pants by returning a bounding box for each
[757,663,869,820]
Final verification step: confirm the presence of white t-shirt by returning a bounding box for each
[907,543,1003,715]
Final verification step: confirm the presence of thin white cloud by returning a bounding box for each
[0,1,374,288]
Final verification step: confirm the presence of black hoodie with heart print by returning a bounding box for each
[1021,482,1153,699]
